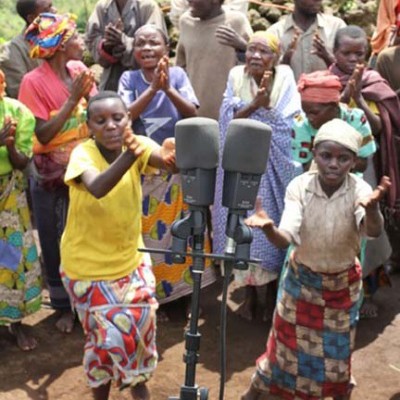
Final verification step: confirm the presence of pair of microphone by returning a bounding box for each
[174,117,272,266]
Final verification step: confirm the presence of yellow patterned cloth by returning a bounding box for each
[0,171,42,324]
[141,172,215,304]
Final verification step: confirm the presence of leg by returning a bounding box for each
[130,382,150,400]
[9,322,37,351]
[238,285,257,321]
[31,182,74,332]
[263,280,277,322]
[91,382,111,400]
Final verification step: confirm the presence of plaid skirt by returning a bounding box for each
[62,261,158,389]
[252,260,362,399]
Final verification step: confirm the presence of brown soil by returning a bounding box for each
[1,274,400,400]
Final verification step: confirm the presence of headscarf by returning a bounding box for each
[314,118,362,154]
[0,69,6,99]
[297,70,342,103]
[248,31,280,54]
[25,12,77,59]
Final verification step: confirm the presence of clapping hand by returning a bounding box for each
[253,71,273,109]
[123,128,146,158]
[342,63,364,103]
[0,116,17,147]
[160,137,178,173]
[151,55,170,92]
[216,25,247,51]
[311,30,334,66]
[70,70,95,103]
[282,27,301,65]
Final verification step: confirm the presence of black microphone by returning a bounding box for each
[221,119,272,268]
[175,117,219,206]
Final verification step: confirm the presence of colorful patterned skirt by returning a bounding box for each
[61,261,158,389]
[252,260,362,399]
[141,172,215,304]
[0,171,42,324]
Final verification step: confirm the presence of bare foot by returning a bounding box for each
[240,385,262,400]
[9,322,37,351]
[359,298,378,319]
[238,286,257,321]
[55,310,75,333]
[157,309,170,323]
[131,382,150,400]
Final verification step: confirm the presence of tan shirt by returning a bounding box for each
[169,0,249,28]
[0,33,40,99]
[279,171,372,273]
[267,13,346,82]
[176,10,252,119]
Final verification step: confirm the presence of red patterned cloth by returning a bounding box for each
[251,260,362,399]
[61,261,158,388]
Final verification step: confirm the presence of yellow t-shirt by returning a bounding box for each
[60,137,158,281]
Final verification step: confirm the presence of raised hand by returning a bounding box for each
[245,196,274,230]
[70,70,95,103]
[123,128,146,158]
[215,25,247,51]
[359,176,391,209]
[311,30,334,66]
[0,116,17,147]
[348,63,364,102]
[253,71,273,109]
[151,55,170,92]
[282,27,301,65]
[160,137,178,173]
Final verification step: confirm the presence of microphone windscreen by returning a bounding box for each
[222,119,272,174]
[175,117,219,170]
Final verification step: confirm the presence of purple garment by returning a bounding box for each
[118,66,199,144]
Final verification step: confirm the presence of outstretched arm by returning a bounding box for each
[245,197,291,249]
[359,176,390,237]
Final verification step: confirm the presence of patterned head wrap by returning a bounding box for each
[0,69,5,99]
[25,12,77,59]
[314,119,362,154]
[297,70,342,103]
[248,31,280,54]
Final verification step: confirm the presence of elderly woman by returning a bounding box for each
[0,69,41,351]
[18,13,97,333]
[212,31,301,321]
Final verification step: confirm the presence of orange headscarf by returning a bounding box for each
[297,70,342,103]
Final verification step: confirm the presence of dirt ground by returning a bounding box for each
[1,273,400,400]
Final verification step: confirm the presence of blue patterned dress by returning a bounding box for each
[212,64,301,285]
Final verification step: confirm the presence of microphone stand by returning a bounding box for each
[140,209,258,400]
[168,205,209,400]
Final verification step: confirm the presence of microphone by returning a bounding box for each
[171,117,219,263]
[175,117,219,206]
[221,119,272,268]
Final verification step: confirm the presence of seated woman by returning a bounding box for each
[212,31,301,322]
[330,25,400,278]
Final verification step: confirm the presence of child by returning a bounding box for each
[175,0,252,119]
[0,69,42,351]
[60,91,176,400]
[241,118,389,400]
[118,25,214,317]
[330,25,400,275]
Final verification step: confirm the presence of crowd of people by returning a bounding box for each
[0,0,399,399]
